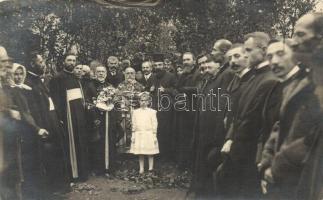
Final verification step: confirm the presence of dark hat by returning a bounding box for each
[151,53,164,62]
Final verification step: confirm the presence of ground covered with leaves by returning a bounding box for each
[66,157,192,200]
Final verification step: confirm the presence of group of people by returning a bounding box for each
[0,12,323,200]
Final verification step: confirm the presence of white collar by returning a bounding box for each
[12,83,32,90]
[238,67,251,78]
[283,65,300,82]
[144,73,151,79]
[256,60,270,69]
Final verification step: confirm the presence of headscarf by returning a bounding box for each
[11,63,32,90]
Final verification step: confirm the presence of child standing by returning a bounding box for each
[130,92,159,174]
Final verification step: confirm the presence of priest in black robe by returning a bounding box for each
[150,54,177,160]
[175,52,199,169]
[49,53,89,182]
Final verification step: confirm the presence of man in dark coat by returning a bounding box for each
[25,53,69,193]
[150,54,177,160]
[138,61,155,92]
[214,44,253,197]
[260,13,323,200]
[49,53,89,182]
[191,54,231,198]
[106,56,124,87]
[221,32,279,199]
[176,52,199,169]
[84,64,122,176]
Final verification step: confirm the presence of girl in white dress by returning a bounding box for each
[130,92,159,174]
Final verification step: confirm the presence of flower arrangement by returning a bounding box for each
[94,86,116,111]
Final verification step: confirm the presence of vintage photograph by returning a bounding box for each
[0,0,322,199]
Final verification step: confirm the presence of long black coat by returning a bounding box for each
[25,71,69,188]
[150,71,177,158]
[226,65,279,197]
[175,68,199,168]
[191,67,234,194]
[83,79,123,172]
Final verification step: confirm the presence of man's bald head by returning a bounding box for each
[0,46,13,78]
[124,67,136,81]
[212,39,232,55]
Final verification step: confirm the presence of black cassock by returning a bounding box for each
[49,70,89,180]
[175,68,199,169]
[151,71,177,159]
[84,79,122,174]
[25,71,69,189]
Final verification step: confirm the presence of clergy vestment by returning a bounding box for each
[175,67,199,168]
[49,70,89,181]
[115,80,144,153]
[150,70,177,159]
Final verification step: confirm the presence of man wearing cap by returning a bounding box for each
[150,53,177,160]
[106,56,124,87]
[49,53,89,182]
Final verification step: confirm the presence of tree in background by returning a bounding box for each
[0,0,317,74]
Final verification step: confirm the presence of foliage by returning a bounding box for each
[0,0,317,72]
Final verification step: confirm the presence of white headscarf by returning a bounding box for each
[11,63,32,90]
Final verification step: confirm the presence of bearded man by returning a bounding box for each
[24,53,69,194]
[49,53,89,182]
[150,54,177,160]
[176,52,199,168]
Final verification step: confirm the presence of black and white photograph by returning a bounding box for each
[0,0,322,199]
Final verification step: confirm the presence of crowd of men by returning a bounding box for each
[0,12,322,200]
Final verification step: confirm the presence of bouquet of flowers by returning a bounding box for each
[94,86,116,111]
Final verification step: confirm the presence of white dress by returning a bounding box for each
[130,107,159,155]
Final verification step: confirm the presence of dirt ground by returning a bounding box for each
[64,157,192,200]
